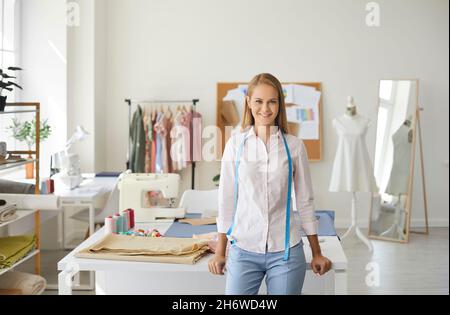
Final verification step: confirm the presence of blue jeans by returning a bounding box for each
[225,242,307,295]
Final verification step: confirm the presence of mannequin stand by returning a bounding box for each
[341,192,373,252]
[380,196,406,240]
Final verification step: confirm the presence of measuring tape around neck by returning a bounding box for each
[226,130,293,261]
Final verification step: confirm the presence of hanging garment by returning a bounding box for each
[185,111,203,163]
[154,113,173,173]
[151,113,157,173]
[385,124,413,195]
[154,112,164,173]
[130,106,146,173]
[329,114,378,192]
[170,111,190,171]
[143,110,153,173]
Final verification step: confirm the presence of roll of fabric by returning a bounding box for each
[0,194,60,210]
[0,271,46,295]
[0,235,36,269]
[0,180,35,195]
[0,203,18,223]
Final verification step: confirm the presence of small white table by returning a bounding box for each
[52,175,117,291]
[58,224,348,295]
[55,175,117,249]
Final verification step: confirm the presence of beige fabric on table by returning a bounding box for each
[192,232,231,256]
[75,234,210,265]
[0,271,46,295]
[178,217,217,226]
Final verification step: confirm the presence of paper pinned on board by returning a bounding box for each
[223,87,247,133]
[285,84,321,140]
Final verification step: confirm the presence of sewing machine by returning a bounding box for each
[118,173,186,223]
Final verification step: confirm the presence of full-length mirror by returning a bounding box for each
[369,80,418,242]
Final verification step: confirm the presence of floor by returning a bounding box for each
[339,228,448,295]
[16,228,449,295]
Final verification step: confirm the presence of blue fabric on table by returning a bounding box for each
[164,211,337,238]
[95,172,122,177]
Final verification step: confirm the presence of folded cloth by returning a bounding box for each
[0,235,36,269]
[0,203,18,223]
[0,271,46,295]
[76,234,210,265]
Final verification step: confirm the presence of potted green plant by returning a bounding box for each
[0,67,23,112]
[6,118,52,178]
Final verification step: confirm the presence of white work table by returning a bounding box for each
[58,222,348,295]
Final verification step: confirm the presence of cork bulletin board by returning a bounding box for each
[217,82,323,162]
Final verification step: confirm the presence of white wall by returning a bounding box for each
[94,0,107,172]
[67,0,108,173]
[82,0,448,227]
[67,0,95,173]
[18,0,67,179]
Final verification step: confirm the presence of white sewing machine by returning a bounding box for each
[118,173,186,223]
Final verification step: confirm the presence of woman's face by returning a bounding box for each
[247,84,280,127]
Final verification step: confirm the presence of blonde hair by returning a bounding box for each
[241,73,289,134]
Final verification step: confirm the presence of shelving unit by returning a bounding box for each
[0,102,41,276]
[0,159,38,172]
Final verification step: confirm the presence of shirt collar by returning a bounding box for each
[245,126,282,140]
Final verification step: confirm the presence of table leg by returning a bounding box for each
[335,271,348,295]
[58,269,74,295]
[59,207,65,250]
[89,203,95,236]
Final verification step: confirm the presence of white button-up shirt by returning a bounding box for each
[217,126,319,254]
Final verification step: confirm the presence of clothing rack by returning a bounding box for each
[125,98,200,190]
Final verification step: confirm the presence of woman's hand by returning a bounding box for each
[311,254,332,276]
[208,254,227,276]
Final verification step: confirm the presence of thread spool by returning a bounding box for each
[113,213,123,234]
[123,210,130,230]
[121,212,128,232]
[112,215,119,234]
[126,210,132,230]
[104,216,116,235]
[128,209,135,229]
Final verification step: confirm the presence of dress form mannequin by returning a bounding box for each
[330,96,377,252]
[346,96,357,117]
[381,117,414,239]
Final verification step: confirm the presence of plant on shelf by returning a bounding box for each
[0,67,23,112]
[7,118,52,151]
[213,174,220,187]
[6,118,52,179]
